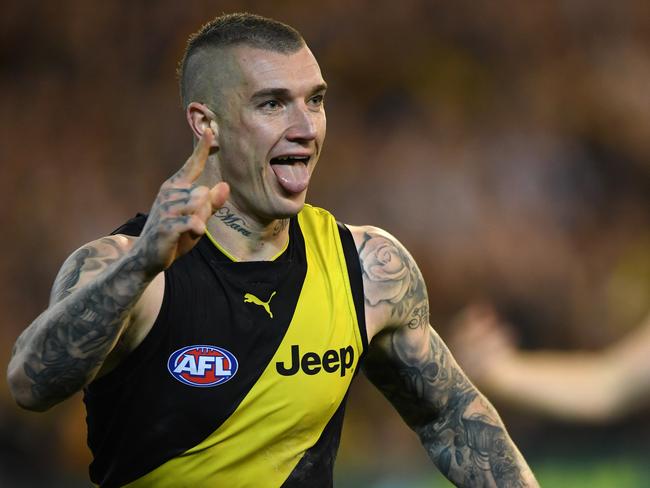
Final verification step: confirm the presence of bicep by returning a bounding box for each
[46,234,162,376]
[352,225,486,423]
[47,234,151,358]
[49,235,135,305]
[349,225,429,340]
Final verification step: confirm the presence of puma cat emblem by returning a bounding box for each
[244,291,276,318]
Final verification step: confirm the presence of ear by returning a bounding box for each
[186,102,219,148]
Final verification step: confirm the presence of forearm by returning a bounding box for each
[415,388,537,487]
[365,329,537,487]
[355,227,536,485]
[482,351,625,423]
[7,250,153,411]
[8,131,227,412]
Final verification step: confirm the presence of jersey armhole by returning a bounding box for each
[85,270,170,393]
[86,213,167,393]
[336,222,368,356]
[110,212,148,236]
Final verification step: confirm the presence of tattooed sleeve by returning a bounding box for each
[8,236,152,411]
[357,227,537,487]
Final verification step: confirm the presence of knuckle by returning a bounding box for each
[162,177,190,193]
[160,178,174,191]
[190,215,206,232]
[190,185,208,199]
[159,201,173,213]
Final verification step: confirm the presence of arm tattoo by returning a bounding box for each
[13,239,152,407]
[358,229,428,327]
[365,328,529,487]
[360,228,531,487]
[50,238,124,303]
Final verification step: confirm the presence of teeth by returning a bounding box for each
[273,156,309,163]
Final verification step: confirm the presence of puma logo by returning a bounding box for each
[244,291,277,318]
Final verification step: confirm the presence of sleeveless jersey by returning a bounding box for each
[83,204,367,488]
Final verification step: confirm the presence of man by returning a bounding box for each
[7,13,537,487]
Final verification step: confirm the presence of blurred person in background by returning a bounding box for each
[6,12,536,488]
[450,305,650,423]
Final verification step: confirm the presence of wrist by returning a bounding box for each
[127,239,165,280]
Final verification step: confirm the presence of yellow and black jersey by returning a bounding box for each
[84,204,367,488]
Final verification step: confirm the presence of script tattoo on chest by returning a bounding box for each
[215,207,252,236]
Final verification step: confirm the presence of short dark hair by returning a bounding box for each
[178,13,305,108]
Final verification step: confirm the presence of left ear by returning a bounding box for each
[186,102,219,148]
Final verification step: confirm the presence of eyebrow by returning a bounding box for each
[250,83,328,101]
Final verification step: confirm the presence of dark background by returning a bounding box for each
[1,1,649,486]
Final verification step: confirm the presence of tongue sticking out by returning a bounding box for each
[271,162,310,194]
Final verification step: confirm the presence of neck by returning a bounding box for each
[206,203,291,261]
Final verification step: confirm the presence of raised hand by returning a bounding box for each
[134,129,229,274]
[447,303,518,384]
[7,130,232,411]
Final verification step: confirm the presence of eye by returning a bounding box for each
[309,94,324,107]
[259,99,281,110]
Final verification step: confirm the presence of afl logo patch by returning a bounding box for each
[167,345,238,388]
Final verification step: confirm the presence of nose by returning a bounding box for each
[285,104,318,143]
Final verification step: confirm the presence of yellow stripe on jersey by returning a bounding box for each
[126,205,364,488]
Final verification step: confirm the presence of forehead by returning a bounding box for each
[224,45,325,94]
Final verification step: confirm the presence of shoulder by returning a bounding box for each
[298,204,335,225]
[346,225,429,340]
[347,224,423,307]
[50,234,138,305]
[347,224,401,254]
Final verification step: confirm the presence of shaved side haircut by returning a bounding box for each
[178,13,305,109]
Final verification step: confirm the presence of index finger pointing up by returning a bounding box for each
[174,128,214,183]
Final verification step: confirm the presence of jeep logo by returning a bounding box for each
[276,345,355,377]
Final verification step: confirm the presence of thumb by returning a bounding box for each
[209,182,230,213]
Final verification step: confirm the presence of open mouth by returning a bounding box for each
[270,155,311,165]
[269,155,312,194]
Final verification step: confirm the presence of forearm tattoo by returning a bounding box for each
[13,239,151,407]
[359,229,530,487]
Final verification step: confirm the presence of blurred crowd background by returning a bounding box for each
[1,1,649,486]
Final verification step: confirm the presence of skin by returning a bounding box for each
[349,228,537,486]
[7,132,228,409]
[7,44,537,487]
[190,45,326,250]
[450,306,650,423]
